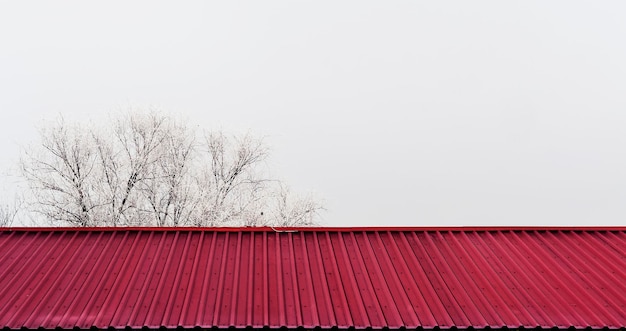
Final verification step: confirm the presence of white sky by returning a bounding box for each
[1,1,626,227]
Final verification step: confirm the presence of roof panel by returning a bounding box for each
[1,227,625,330]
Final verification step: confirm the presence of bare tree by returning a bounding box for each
[93,111,183,226]
[270,184,324,227]
[0,196,22,227]
[19,109,323,227]
[136,117,196,226]
[191,132,271,226]
[21,118,100,226]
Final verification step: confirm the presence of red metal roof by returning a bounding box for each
[1,227,625,330]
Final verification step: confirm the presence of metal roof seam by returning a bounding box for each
[376,231,421,326]
[34,232,95,328]
[233,232,248,326]
[439,231,501,326]
[510,232,597,327]
[406,232,456,327]
[212,231,232,326]
[341,233,374,326]
[288,233,303,327]
[0,231,21,269]
[262,231,269,327]
[452,232,519,327]
[388,232,437,326]
[115,232,155,325]
[196,231,218,327]
[243,233,254,327]
[566,236,626,319]
[170,232,205,325]
[247,233,258,327]
[180,232,200,326]
[499,230,574,326]
[148,231,187,326]
[274,233,286,327]
[322,232,349,326]
[20,232,82,327]
[51,231,111,328]
[3,231,65,327]
[358,231,397,327]
[0,232,31,325]
[419,232,473,326]
[537,232,626,324]
[591,232,626,269]
[121,231,170,327]
[309,232,335,326]
[507,232,595,327]
[476,231,552,327]
[494,231,579,327]
[375,231,422,327]
[277,233,292,326]
[163,232,195,326]
[227,232,244,326]
[347,231,382,327]
[97,231,152,328]
[73,231,131,328]
[225,232,241,325]
[302,232,321,327]
[333,232,369,327]
[0,231,47,320]
[414,232,458,327]
[462,231,538,327]
[437,232,504,327]
[0,229,16,252]
[614,232,626,256]
[566,234,626,296]
[394,232,446,326]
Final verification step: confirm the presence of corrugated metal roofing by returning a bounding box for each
[1,227,626,330]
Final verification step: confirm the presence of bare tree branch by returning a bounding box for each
[18,109,323,227]
[0,196,22,227]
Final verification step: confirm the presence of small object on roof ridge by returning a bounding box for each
[270,226,298,233]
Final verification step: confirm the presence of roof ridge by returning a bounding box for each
[2,226,626,232]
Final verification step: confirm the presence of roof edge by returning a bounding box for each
[2,226,626,232]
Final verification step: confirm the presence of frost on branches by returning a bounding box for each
[20,111,323,227]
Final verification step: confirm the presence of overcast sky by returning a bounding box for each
[1,1,626,227]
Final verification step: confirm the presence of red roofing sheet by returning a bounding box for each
[1,227,625,330]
